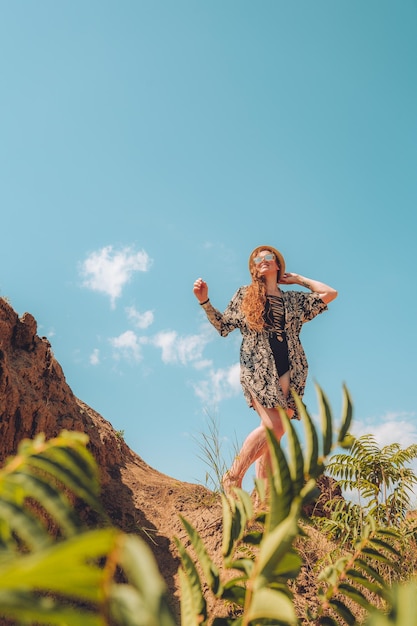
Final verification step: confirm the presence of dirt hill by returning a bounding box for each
[0,297,226,618]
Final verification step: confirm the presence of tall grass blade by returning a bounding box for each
[328,598,356,625]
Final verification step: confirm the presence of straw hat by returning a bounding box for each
[248,245,286,281]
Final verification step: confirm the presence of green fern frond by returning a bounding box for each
[0,431,178,626]
[327,597,356,625]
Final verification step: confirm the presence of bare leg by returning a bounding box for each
[279,371,291,400]
[222,425,267,491]
[251,395,285,440]
[255,371,293,480]
[222,389,287,493]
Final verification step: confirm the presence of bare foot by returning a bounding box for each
[221,471,242,495]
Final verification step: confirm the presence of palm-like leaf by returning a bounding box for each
[0,431,177,626]
[175,385,356,625]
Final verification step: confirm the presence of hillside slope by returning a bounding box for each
[0,297,223,617]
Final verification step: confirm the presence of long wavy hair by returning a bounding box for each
[241,246,283,331]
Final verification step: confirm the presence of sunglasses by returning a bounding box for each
[253,253,275,265]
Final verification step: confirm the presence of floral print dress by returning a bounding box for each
[201,286,328,418]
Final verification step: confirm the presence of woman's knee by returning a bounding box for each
[251,397,284,439]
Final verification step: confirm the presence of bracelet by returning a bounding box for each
[199,298,210,306]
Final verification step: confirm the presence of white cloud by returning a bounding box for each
[110,330,142,362]
[193,358,213,370]
[89,348,100,365]
[151,325,240,404]
[126,305,154,329]
[80,245,151,307]
[352,411,417,449]
[37,324,55,338]
[152,331,177,363]
[193,363,241,405]
[152,330,209,365]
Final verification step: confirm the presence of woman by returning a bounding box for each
[193,245,337,493]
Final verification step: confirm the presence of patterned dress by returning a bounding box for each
[201,286,328,418]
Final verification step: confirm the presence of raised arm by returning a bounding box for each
[280,273,338,304]
[193,279,245,336]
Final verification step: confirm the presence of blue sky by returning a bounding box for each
[1,1,416,489]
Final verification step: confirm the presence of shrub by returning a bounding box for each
[0,386,416,625]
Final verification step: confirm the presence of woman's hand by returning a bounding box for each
[279,273,338,304]
[279,272,299,285]
[193,278,209,303]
